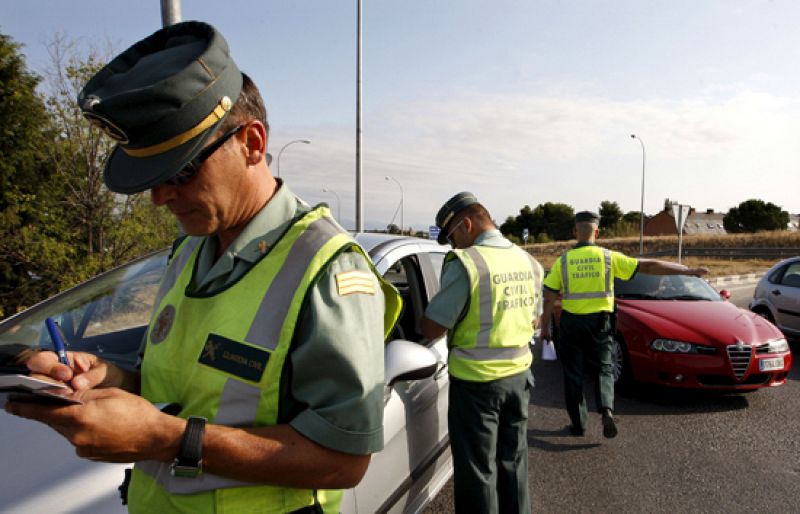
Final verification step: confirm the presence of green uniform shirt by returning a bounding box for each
[187,181,385,454]
[425,229,542,329]
[543,242,639,315]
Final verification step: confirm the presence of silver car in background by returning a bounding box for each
[750,256,800,342]
[0,233,452,514]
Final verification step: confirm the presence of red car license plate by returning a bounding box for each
[759,357,784,372]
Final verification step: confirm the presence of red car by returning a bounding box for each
[551,273,793,390]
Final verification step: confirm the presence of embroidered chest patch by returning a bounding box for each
[198,333,269,383]
[150,305,176,345]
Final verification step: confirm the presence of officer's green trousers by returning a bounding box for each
[558,311,615,431]
[448,369,532,514]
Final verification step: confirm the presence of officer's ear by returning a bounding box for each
[462,215,474,234]
[242,121,268,166]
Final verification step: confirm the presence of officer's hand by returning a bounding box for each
[5,387,183,463]
[23,350,128,391]
[690,267,710,277]
[539,327,551,342]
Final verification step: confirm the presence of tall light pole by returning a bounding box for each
[630,134,646,255]
[276,139,311,178]
[355,0,364,232]
[160,0,181,26]
[385,175,404,234]
[322,188,341,222]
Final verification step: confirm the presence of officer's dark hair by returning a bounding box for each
[455,203,495,229]
[218,72,269,136]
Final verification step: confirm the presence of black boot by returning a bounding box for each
[602,409,618,439]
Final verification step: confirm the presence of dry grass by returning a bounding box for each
[524,230,800,277]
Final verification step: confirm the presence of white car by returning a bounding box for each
[749,256,800,342]
[0,233,452,514]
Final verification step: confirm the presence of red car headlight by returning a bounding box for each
[766,338,789,353]
[650,339,697,353]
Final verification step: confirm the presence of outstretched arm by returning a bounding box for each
[637,259,709,277]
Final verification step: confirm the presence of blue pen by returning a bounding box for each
[45,317,71,366]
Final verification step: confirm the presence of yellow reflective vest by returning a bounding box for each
[129,207,401,514]
[447,245,542,382]
[544,245,638,314]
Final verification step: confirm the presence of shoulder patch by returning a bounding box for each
[335,270,376,296]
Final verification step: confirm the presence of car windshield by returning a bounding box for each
[614,273,721,302]
[0,251,168,371]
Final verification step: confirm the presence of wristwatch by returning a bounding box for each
[170,416,207,478]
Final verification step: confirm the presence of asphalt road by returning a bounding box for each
[424,280,800,514]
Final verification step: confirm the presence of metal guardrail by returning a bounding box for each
[644,248,800,260]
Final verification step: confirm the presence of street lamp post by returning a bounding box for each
[275,139,311,178]
[384,175,404,234]
[322,188,341,222]
[630,134,646,255]
[160,0,181,26]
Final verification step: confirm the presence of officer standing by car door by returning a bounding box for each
[540,211,708,439]
[421,192,543,514]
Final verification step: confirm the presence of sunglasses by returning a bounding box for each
[445,219,464,246]
[163,124,245,186]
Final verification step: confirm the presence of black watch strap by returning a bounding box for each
[170,416,207,478]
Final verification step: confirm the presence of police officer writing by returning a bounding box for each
[421,192,543,514]
[539,211,708,439]
[5,22,401,514]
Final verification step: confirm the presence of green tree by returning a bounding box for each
[723,199,790,233]
[0,35,177,319]
[500,202,574,241]
[0,32,56,318]
[532,202,574,241]
[622,211,641,225]
[500,205,535,241]
[599,201,623,230]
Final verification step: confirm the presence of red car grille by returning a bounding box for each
[725,344,753,380]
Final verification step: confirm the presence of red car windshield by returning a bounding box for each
[614,273,721,302]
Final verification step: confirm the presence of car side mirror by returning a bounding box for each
[719,289,731,300]
[384,339,439,387]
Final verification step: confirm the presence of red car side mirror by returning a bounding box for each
[719,289,731,300]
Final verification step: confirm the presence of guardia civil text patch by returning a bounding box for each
[198,333,269,383]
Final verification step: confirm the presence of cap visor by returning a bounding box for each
[437,230,449,245]
[103,124,219,194]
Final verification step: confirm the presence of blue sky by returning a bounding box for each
[3,0,799,231]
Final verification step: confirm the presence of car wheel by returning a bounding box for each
[611,334,632,386]
[753,307,775,324]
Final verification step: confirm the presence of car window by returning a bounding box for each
[615,273,721,301]
[779,262,800,288]
[0,252,168,370]
[384,255,427,343]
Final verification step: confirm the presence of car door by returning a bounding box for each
[349,243,451,514]
[0,251,168,514]
[770,261,800,336]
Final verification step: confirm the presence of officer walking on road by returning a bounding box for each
[421,192,543,514]
[539,211,708,439]
[6,21,400,514]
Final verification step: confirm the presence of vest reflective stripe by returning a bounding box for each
[447,245,538,381]
[246,216,343,351]
[470,247,494,349]
[452,344,532,361]
[153,237,202,309]
[560,248,612,300]
[130,207,397,513]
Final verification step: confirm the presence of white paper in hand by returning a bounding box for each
[541,339,557,361]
